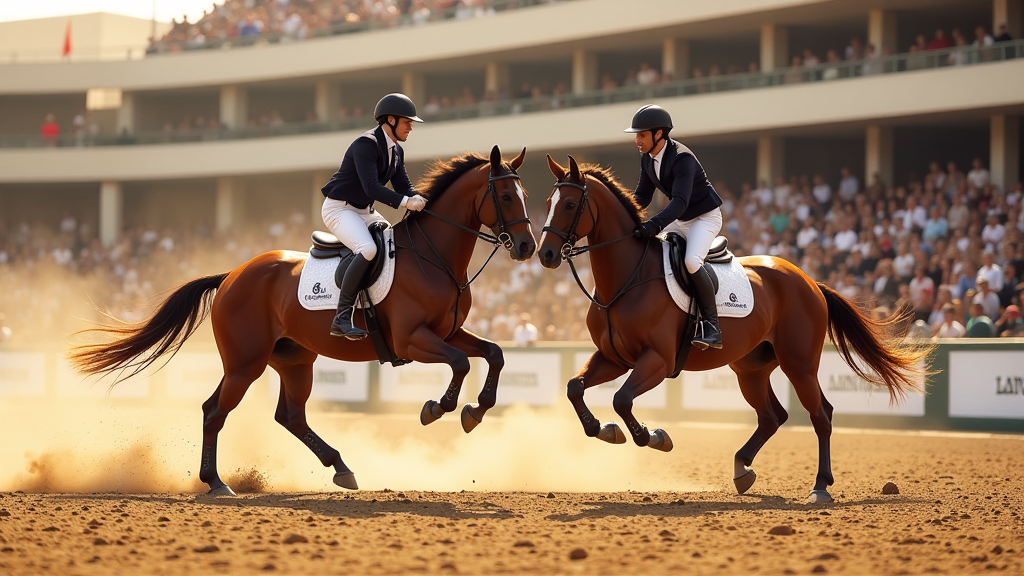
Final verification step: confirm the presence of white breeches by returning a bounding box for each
[321,198,390,259]
[662,207,723,274]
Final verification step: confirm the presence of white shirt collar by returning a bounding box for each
[650,141,668,176]
[361,127,397,153]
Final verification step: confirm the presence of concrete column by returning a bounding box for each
[315,80,341,122]
[219,85,248,130]
[756,136,785,184]
[216,177,239,232]
[991,114,1021,192]
[868,9,898,54]
[485,61,510,94]
[661,37,690,80]
[401,72,425,106]
[865,125,894,190]
[994,0,1022,38]
[571,49,598,95]
[311,170,332,229]
[116,91,136,135]
[760,24,788,72]
[99,181,122,247]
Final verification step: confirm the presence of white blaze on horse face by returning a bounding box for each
[514,180,526,203]
[539,189,560,246]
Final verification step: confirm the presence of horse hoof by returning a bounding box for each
[597,422,627,444]
[207,484,236,497]
[807,489,833,504]
[333,472,359,490]
[734,469,757,494]
[420,400,444,426]
[648,429,674,452]
[461,404,482,433]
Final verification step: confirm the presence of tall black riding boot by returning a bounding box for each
[330,254,372,340]
[690,266,723,350]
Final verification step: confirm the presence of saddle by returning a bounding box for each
[664,233,733,297]
[309,221,392,290]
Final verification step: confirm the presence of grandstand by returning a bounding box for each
[1,0,1023,344]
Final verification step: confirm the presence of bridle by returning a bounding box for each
[400,166,531,340]
[541,175,662,369]
[421,169,528,252]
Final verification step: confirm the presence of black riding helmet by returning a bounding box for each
[374,93,423,137]
[624,104,673,144]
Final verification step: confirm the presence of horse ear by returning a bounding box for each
[489,144,501,169]
[567,155,581,181]
[546,154,566,180]
[510,147,527,170]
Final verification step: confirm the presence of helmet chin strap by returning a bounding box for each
[382,116,399,141]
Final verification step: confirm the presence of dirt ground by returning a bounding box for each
[0,425,1021,576]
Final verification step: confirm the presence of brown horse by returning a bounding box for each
[537,155,929,503]
[71,146,536,495]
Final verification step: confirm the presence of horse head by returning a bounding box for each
[538,155,594,269]
[480,145,535,261]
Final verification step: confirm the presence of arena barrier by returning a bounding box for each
[1,341,1021,433]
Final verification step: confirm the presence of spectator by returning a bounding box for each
[41,114,60,146]
[994,304,1024,336]
[977,251,1005,291]
[845,35,864,60]
[822,49,842,79]
[965,302,996,337]
[922,205,949,244]
[932,302,966,338]
[998,263,1019,306]
[972,276,1001,319]
[995,23,1013,42]
[838,167,859,203]
[861,44,883,75]
[928,29,953,50]
[967,158,990,189]
[513,313,539,347]
[949,34,970,66]
[981,214,1006,252]
[909,265,935,321]
[783,55,805,84]
[635,62,659,85]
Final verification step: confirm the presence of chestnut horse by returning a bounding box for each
[537,156,929,503]
[71,146,536,495]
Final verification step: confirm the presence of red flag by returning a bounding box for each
[62,20,72,57]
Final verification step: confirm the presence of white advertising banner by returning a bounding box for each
[266,357,370,402]
[817,351,925,416]
[681,365,791,411]
[57,357,149,398]
[166,352,223,399]
[484,352,561,406]
[949,351,1024,419]
[379,362,454,403]
[572,352,667,409]
[0,352,46,396]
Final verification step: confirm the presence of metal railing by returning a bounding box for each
[0,0,573,65]
[2,39,1021,149]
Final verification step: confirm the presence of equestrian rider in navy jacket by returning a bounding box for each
[626,104,725,350]
[321,93,426,339]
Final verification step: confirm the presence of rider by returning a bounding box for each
[625,104,725,350]
[321,93,428,340]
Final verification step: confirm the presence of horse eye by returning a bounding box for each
[502,194,512,202]
[564,202,576,211]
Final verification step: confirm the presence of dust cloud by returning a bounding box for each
[0,369,708,495]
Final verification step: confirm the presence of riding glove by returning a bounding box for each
[633,220,661,239]
[405,195,427,212]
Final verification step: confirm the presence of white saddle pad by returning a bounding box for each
[661,240,754,318]
[297,228,396,311]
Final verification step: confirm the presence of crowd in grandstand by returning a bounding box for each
[149,0,564,53]
[2,156,1023,345]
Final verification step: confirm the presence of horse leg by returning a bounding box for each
[272,358,359,490]
[568,350,628,442]
[405,326,472,426]
[612,348,671,451]
[776,351,833,503]
[731,358,787,495]
[445,328,503,433]
[199,362,266,495]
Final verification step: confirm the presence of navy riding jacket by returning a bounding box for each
[321,125,415,209]
[635,139,723,229]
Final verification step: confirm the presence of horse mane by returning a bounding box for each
[578,163,645,225]
[417,152,514,208]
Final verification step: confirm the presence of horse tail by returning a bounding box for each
[70,272,230,384]
[817,282,933,404]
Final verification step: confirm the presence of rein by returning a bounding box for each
[399,170,527,341]
[543,178,663,368]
